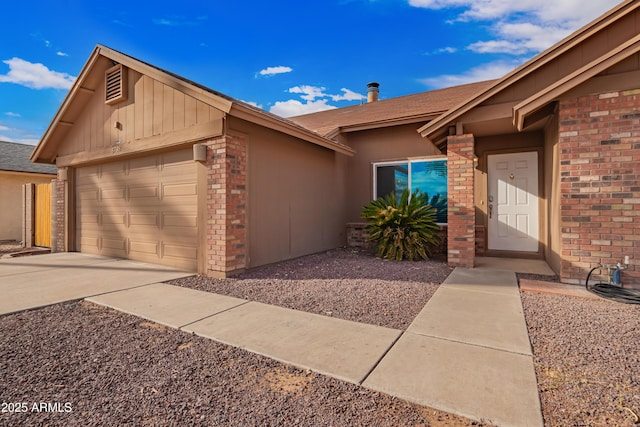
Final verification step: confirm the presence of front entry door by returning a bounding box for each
[487,151,539,252]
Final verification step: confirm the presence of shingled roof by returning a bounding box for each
[0,141,57,174]
[289,80,495,138]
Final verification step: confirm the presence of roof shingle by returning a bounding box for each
[289,80,495,136]
[0,141,57,174]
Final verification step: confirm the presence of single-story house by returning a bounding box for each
[0,141,56,241]
[292,0,640,287]
[32,0,639,287]
[31,45,354,275]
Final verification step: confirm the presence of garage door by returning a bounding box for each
[76,148,198,271]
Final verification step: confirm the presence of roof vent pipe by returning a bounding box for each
[367,82,379,103]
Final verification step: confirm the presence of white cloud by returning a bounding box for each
[240,100,263,109]
[0,125,10,131]
[0,134,39,145]
[331,88,365,102]
[5,112,20,117]
[270,99,337,117]
[425,46,457,55]
[419,59,522,88]
[0,58,76,90]
[258,66,293,76]
[56,51,69,57]
[409,0,621,55]
[288,85,329,101]
[270,85,364,117]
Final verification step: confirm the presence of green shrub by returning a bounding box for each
[361,189,441,261]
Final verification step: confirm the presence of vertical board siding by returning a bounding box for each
[57,68,221,158]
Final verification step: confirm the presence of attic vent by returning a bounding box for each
[105,64,127,105]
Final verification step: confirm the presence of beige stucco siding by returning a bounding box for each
[230,118,348,268]
[0,171,55,241]
[543,113,561,275]
[343,124,442,222]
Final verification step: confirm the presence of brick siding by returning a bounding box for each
[52,176,66,253]
[447,134,475,268]
[204,134,247,277]
[558,89,640,287]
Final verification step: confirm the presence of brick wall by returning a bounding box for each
[475,225,486,256]
[52,176,66,253]
[447,134,475,268]
[559,89,640,287]
[205,134,247,277]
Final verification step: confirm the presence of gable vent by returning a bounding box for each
[105,63,127,105]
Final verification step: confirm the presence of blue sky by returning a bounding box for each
[0,0,622,144]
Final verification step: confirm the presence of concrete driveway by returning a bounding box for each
[0,252,192,315]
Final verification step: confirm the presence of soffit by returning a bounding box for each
[418,0,640,143]
[514,33,640,130]
[33,45,351,165]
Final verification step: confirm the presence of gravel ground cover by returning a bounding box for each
[169,248,453,330]
[3,246,639,426]
[0,240,23,257]
[0,301,480,427]
[521,291,640,426]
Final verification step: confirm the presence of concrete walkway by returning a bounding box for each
[1,253,544,426]
[0,253,192,315]
[363,267,543,426]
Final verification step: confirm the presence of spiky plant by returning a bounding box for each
[361,189,441,261]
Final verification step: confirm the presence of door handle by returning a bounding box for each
[489,204,493,219]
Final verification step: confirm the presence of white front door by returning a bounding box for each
[487,151,539,252]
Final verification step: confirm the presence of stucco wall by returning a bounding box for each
[544,112,562,275]
[0,171,55,241]
[229,118,349,269]
[342,124,442,222]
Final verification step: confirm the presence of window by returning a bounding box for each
[373,158,448,223]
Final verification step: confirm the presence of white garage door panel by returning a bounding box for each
[76,148,197,271]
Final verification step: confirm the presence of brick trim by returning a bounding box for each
[204,134,247,276]
[447,134,475,268]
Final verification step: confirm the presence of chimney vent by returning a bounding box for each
[367,82,379,103]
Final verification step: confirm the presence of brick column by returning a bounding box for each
[447,134,475,268]
[51,172,67,253]
[205,134,247,277]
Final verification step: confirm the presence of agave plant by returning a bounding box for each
[361,188,441,261]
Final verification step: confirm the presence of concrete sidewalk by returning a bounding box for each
[87,266,543,426]
[0,253,192,315]
[2,253,544,426]
[363,267,543,426]
[87,283,402,384]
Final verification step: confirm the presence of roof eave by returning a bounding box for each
[419,0,640,140]
[31,44,236,165]
[229,103,355,157]
[514,33,640,131]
